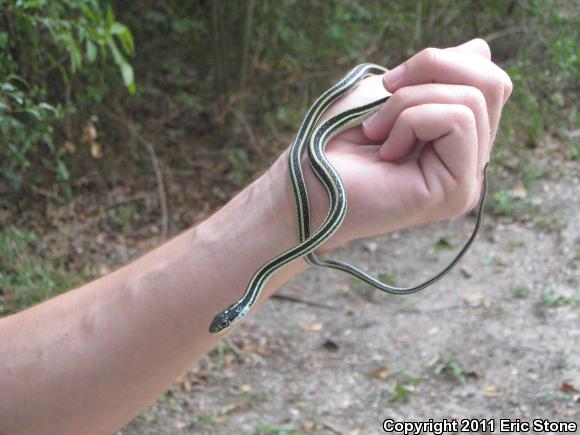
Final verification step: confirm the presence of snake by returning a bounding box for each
[209,64,489,333]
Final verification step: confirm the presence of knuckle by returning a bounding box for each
[398,106,416,125]
[485,71,507,102]
[448,104,476,129]
[391,86,412,106]
[461,86,487,113]
[418,47,441,68]
[503,73,514,98]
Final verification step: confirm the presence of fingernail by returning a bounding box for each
[362,111,379,133]
[384,63,406,89]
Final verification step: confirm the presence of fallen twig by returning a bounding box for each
[272,293,336,310]
[143,140,169,241]
[105,110,170,242]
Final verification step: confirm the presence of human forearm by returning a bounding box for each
[0,38,512,435]
[0,153,305,435]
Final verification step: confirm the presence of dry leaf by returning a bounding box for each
[322,420,343,434]
[428,326,440,335]
[344,304,355,315]
[306,359,321,370]
[174,421,187,429]
[217,401,247,419]
[368,366,390,379]
[301,322,323,332]
[223,353,236,367]
[561,382,579,394]
[180,379,192,392]
[239,384,252,393]
[464,366,483,379]
[460,265,473,278]
[483,385,504,398]
[322,339,339,352]
[213,414,228,424]
[511,181,528,199]
[557,407,578,416]
[463,292,484,305]
[63,141,76,154]
[90,141,103,159]
[303,420,315,432]
[83,121,97,142]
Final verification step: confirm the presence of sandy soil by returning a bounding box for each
[120,153,579,434]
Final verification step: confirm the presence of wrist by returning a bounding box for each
[196,152,307,292]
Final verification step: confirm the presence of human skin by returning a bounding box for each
[0,39,511,434]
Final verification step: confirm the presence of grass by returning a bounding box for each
[433,237,454,251]
[378,269,397,287]
[196,414,216,427]
[510,285,531,299]
[385,367,421,404]
[434,357,466,385]
[541,285,579,308]
[0,226,79,316]
[506,240,526,252]
[536,215,569,233]
[389,383,417,403]
[487,189,536,220]
[535,390,576,403]
[254,425,305,435]
[108,203,138,233]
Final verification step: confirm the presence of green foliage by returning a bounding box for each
[541,285,579,307]
[0,226,77,315]
[510,285,531,299]
[255,425,304,435]
[0,0,134,193]
[107,203,138,232]
[435,358,466,384]
[1,0,578,198]
[389,383,417,404]
[497,2,579,150]
[378,269,397,287]
[434,237,454,251]
[227,147,252,185]
[385,367,421,404]
[0,77,63,190]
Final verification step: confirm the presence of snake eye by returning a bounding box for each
[221,320,229,329]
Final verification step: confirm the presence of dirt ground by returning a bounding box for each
[116,146,579,435]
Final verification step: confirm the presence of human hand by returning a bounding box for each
[300,38,513,252]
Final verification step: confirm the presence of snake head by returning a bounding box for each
[209,304,244,334]
[209,311,232,334]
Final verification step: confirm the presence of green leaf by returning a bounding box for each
[86,39,97,62]
[120,62,135,88]
[434,238,453,250]
[110,22,127,35]
[106,5,115,26]
[56,160,70,181]
[26,108,41,119]
[118,29,135,55]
